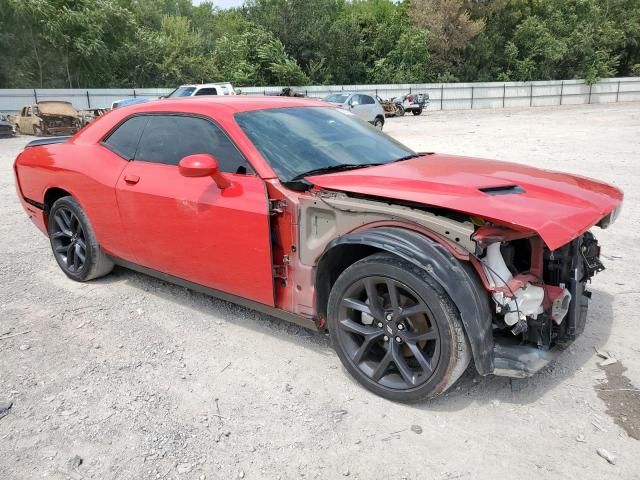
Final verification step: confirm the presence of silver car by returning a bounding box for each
[323,93,385,130]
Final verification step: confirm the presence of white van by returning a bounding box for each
[166,83,236,97]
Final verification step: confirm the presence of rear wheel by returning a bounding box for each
[48,197,114,282]
[412,108,423,116]
[328,253,470,402]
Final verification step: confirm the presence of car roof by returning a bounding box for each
[122,96,326,115]
[180,83,233,88]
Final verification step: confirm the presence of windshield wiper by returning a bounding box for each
[391,153,422,163]
[289,163,381,182]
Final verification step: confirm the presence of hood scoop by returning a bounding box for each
[479,185,525,196]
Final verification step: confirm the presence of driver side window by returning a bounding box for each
[134,115,251,174]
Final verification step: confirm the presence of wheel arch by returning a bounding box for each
[44,187,73,212]
[315,227,494,375]
[43,187,74,232]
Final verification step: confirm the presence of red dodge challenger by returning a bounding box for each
[14,97,623,402]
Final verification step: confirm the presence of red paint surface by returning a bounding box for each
[13,97,624,318]
[308,154,623,250]
[115,161,274,306]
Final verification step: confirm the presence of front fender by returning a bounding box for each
[321,227,494,375]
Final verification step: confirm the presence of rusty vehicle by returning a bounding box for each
[13,97,623,402]
[78,108,108,127]
[379,96,404,117]
[13,101,80,136]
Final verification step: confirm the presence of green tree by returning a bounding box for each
[409,0,486,78]
[369,28,432,83]
[212,26,309,86]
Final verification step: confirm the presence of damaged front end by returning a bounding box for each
[472,224,608,377]
[39,114,80,136]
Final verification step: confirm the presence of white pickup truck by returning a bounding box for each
[166,83,236,97]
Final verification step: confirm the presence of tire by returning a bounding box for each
[327,252,470,402]
[396,105,405,117]
[412,108,423,116]
[33,125,42,136]
[373,117,384,130]
[47,196,114,282]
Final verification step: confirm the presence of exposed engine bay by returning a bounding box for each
[301,190,610,362]
[474,229,604,351]
[40,115,79,135]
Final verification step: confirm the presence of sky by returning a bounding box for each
[192,0,244,8]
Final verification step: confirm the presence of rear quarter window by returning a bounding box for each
[102,116,149,160]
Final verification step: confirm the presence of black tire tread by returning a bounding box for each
[48,196,114,281]
[328,252,470,402]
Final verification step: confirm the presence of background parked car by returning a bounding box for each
[11,101,80,136]
[396,92,430,115]
[323,92,385,129]
[111,97,154,109]
[379,96,404,117]
[0,114,16,138]
[166,83,236,97]
[267,87,305,97]
[78,108,108,127]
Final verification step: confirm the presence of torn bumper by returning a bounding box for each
[492,339,564,378]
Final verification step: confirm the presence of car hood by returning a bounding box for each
[306,154,623,250]
[37,101,78,117]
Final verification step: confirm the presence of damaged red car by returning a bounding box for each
[14,97,623,402]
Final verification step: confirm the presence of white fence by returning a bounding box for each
[1,77,639,114]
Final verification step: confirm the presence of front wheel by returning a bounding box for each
[327,253,470,402]
[373,117,384,130]
[48,196,114,282]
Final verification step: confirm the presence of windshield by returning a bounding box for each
[167,87,196,98]
[324,94,350,104]
[235,107,416,182]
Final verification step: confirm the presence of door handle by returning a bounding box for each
[124,174,140,185]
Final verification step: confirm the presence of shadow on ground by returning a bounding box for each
[95,267,614,408]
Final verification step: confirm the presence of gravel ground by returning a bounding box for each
[1,102,639,480]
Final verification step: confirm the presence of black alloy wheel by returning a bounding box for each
[328,253,470,402]
[51,206,87,274]
[336,276,441,390]
[48,196,114,281]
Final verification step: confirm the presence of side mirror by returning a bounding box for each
[178,154,231,189]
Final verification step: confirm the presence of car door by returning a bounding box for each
[348,95,365,120]
[19,107,31,133]
[360,95,378,121]
[112,114,275,306]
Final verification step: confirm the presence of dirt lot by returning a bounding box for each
[1,103,639,480]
